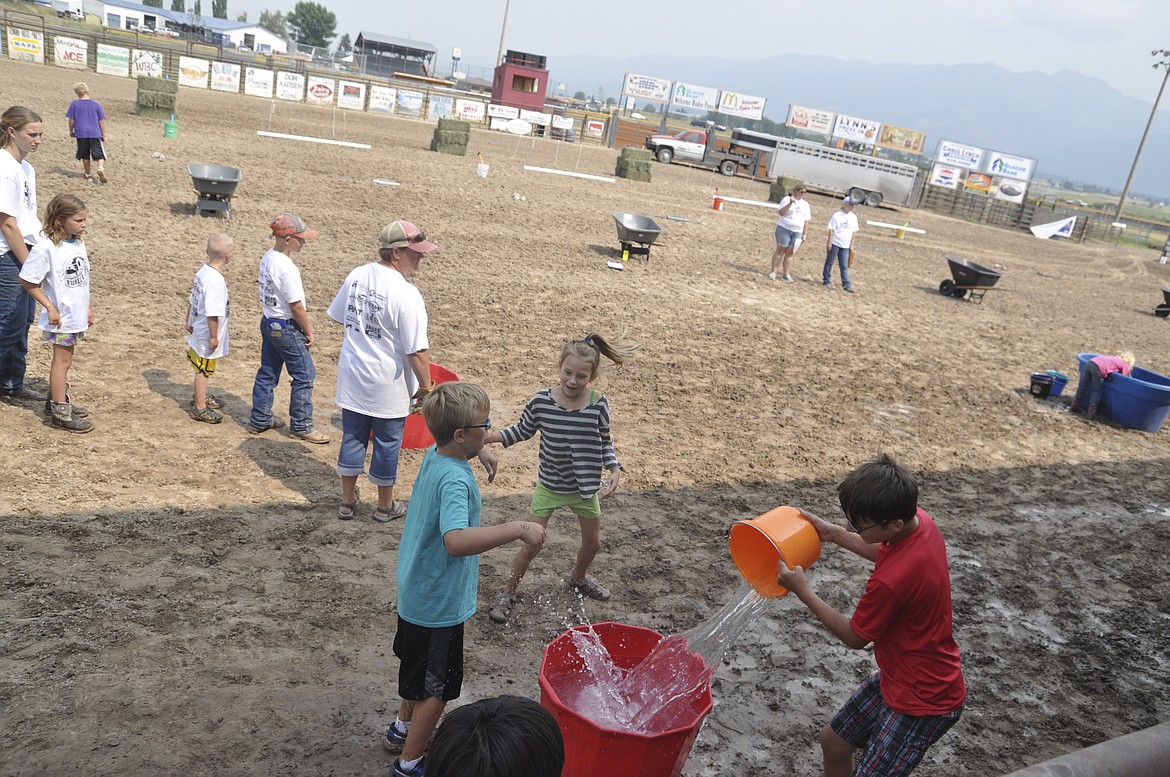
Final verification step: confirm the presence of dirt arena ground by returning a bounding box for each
[2,58,1169,776]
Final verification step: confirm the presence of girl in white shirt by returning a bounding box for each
[19,193,93,433]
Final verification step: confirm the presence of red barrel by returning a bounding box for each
[401,363,460,449]
[539,622,713,777]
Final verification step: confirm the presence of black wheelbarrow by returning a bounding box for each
[1156,288,1170,318]
[939,256,1001,303]
[613,212,663,263]
[188,163,243,219]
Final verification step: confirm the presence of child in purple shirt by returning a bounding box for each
[65,82,107,183]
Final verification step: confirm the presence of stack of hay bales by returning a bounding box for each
[615,147,652,182]
[431,119,470,156]
[769,176,804,203]
[135,76,177,120]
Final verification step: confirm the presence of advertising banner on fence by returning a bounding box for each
[7,28,44,63]
[369,85,395,113]
[397,90,424,117]
[621,72,672,102]
[986,151,1035,181]
[487,104,519,119]
[586,119,605,138]
[132,50,162,78]
[53,36,87,69]
[670,81,718,112]
[427,94,453,118]
[786,103,835,134]
[337,81,365,110]
[211,61,240,92]
[935,139,984,170]
[455,98,484,122]
[832,113,881,144]
[963,171,993,195]
[929,164,961,189]
[519,109,548,126]
[96,44,128,76]
[275,71,303,101]
[718,90,766,120]
[993,179,1027,203]
[178,56,209,88]
[876,124,926,154]
[1030,216,1076,239]
[552,114,574,131]
[244,67,273,98]
[305,77,334,106]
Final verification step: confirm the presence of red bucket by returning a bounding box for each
[401,363,460,449]
[539,622,713,777]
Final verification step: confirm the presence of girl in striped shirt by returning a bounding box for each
[485,332,637,624]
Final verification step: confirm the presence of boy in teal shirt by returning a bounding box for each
[385,382,546,777]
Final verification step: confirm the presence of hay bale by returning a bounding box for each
[436,118,471,135]
[433,130,470,147]
[432,142,468,156]
[137,76,177,95]
[614,159,652,182]
[769,176,803,203]
[616,168,652,183]
[135,75,180,119]
[619,147,653,162]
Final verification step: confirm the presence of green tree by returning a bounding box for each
[143,0,163,7]
[170,0,185,10]
[212,0,226,18]
[573,90,586,101]
[193,0,202,17]
[236,11,246,20]
[287,1,336,48]
[335,32,351,57]
[258,9,288,38]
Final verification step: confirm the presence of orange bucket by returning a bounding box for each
[401,363,460,449]
[728,506,821,597]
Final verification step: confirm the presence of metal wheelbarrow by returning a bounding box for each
[1155,288,1170,318]
[939,256,1001,303]
[188,163,243,219]
[613,212,663,264]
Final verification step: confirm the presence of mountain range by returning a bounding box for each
[550,53,1170,200]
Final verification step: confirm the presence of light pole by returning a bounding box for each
[495,0,511,67]
[1114,50,1170,221]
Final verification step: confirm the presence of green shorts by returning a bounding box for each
[531,482,601,519]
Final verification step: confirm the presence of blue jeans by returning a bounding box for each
[1073,362,1105,410]
[336,409,405,486]
[249,317,316,434]
[823,245,852,289]
[0,249,36,394]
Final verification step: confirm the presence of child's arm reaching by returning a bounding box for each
[800,509,879,563]
[443,520,545,557]
[486,395,540,447]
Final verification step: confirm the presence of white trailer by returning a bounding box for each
[52,0,84,18]
[767,138,919,207]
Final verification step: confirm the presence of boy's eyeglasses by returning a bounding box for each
[462,418,491,430]
[838,504,881,534]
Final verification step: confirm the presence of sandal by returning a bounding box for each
[488,590,518,624]
[189,406,223,424]
[338,499,358,520]
[205,395,223,410]
[568,575,612,601]
[372,500,408,523]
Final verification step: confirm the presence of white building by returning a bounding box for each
[82,0,287,53]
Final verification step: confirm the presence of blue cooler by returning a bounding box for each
[1046,370,1069,397]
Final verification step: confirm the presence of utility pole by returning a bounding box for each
[495,0,510,67]
[1114,50,1170,221]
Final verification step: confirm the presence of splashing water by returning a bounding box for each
[555,583,774,734]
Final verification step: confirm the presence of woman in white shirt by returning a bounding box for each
[769,183,812,282]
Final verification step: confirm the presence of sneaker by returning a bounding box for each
[392,756,425,777]
[190,406,223,424]
[844,287,855,293]
[246,417,286,434]
[822,282,831,288]
[767,271,777,281]
[293,429,331,444]
[4,386,47,402]
[488,590,518,624]
[783,274,794,282]
[382,724,408,754]
[568,575,611,601]
[97,169,107,183]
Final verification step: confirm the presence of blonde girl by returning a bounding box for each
[19,193,93,433]
[485,332,637,624]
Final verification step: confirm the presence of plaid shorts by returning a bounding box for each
[831,672,962,777]
[187,347,218,377]
[43,331,84,346]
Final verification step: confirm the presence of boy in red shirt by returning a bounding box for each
[778,454,965,777]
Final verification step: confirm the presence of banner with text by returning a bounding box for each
[876,124,926,154]
[456,98,484,121]
[6,28,44,63]
[718,90,766,120]
[397,90,424,117]
[132,49,162,78]
[427,94,453,118]
[338,81,366,110]
[929,164,962,189]
[963,171,993,195]
[935,139,984,170]
[670,81,718,112]
[985,150,1035,181]
[53,36,87,69]
[210,61,240,92]
[178,56,209,88]
[244,67,273,98]
[96,44,128,76]
[306,77,335,105]
[786,104,835,134]
[621,72,672,102]
[832,113,881,144]
[369,85,395,113]
[275,71,303,101]
[487,104,519,119]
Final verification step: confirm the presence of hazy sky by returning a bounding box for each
[229,0,1170,104]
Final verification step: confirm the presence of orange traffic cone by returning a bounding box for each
[713,188,724,211]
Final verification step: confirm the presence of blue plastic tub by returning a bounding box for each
[1046,370,1069,397]
[1075,353,1170,433]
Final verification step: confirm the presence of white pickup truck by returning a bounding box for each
[644,128,774,177]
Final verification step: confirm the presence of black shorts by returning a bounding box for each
[75,137,105,161]
[393,616,464,702]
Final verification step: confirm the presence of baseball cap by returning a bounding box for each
[270,213,318,240]
[842,196,857,206]
[379,220,438,253]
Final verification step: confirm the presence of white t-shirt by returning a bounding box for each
[327,262,429,418]
[19,238,90,333]
[776,195,812,234]
[186,263,230,359]
[257,247,305,320]
[0,148,41,253]
[828,210,860,248]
